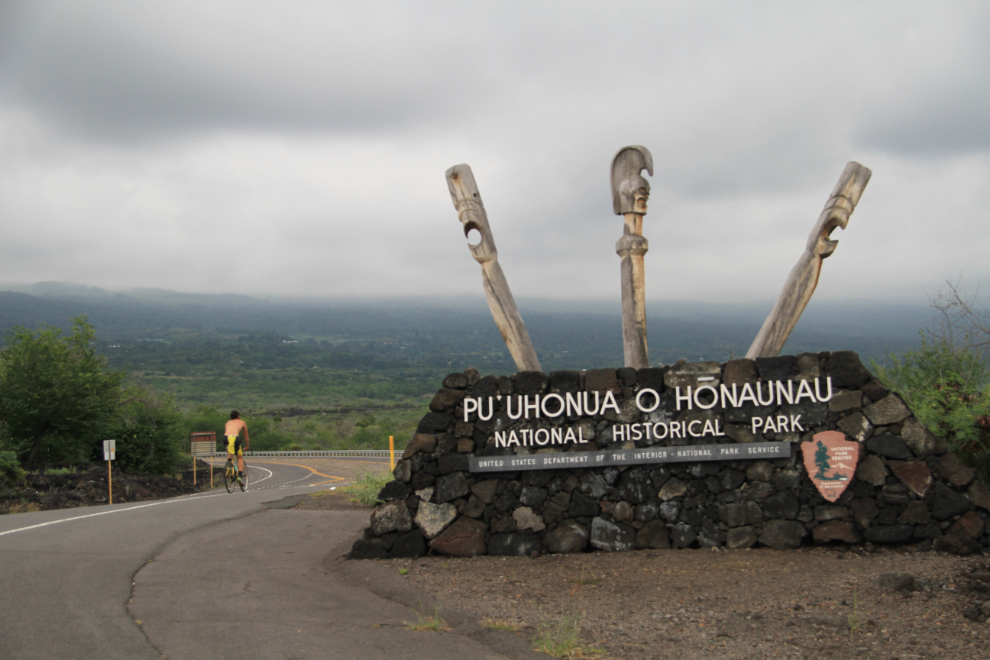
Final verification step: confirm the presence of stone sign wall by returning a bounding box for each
[351,352,990,559]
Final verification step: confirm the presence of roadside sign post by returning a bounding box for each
[389,436,395,470]
[103,440,116,505]
[190,433,217,488]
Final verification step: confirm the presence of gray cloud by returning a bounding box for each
[1,1,988,305]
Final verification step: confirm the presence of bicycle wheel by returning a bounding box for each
[223,460,234,493]
[239,466,248,492]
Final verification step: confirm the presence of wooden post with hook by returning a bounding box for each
[446,164,541,373]
[746,162,872,358]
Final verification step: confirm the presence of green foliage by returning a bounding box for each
[0,317,125,469]
[341,469,391,506]
[847,590,861,633]
[532,611,603,658]
[111,384,185,474]
[404,607,447,632]
[0,450,24,484]
[874,332,990,485]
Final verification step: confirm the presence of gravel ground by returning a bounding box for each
[383,546,990,659]
[299,492,990,659]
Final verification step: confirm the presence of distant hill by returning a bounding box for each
[0,282,930,370]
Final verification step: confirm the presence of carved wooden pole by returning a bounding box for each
[446,164,541,372]
[746,162,872,359]
[611,146,654,369]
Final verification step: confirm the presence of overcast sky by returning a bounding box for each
[1,1,987,307]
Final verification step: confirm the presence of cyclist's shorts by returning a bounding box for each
[226,436,243,456]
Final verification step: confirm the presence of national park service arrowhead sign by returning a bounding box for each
[802,430,859,502]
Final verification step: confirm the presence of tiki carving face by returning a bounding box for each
[611,146,654,216]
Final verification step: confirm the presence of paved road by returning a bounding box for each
[2,456,489,660]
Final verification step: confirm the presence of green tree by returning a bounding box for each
[111,384,185,474]
[0,317,125,469]
[813,441,831,478]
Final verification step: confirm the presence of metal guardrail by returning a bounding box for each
[209,449,396,458]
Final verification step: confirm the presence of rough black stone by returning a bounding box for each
[489,533,541,556]
[377,480,408,502]
[876,505,901,526]
[687,479,707,497]
[519,486,548,509]
[410,471,435,491]
[590,517,636,552]
[721,468,746,491]
[548,370,581,394]
[390,529,427,558]
[616,367,638,387]
[719,501,763,527]
[763,490,801,520]
[442,373,468,389]
[350,537,387,559]
[671,523,697,549]
[862,379,890,403]
[880,484,910,506]
[781,402,829,428]
[756,356,794,381]
[680,505,704,527]
[635,520,670,549]
[650,467,672,489]
[866,434,913,460]
[437,433,458,455]
[522,470,554,487]
[417,412,454,433]
[545,521,589,553]
[635,502,658,522]
[687,462,721,479]
[863,525,914,544]
[438,453,470,474]
[515,371,549,395]
[825,351,873,389]
[774,470,802,490]
[568,491,601,517]
[759,520,807,549]
[616,468,652,504]
[637,368,665,392]
[469,376,499,399]
[494,490,519,514]
[913,522,943,539]
[724,403,776,424]
[698,520,725,548]
[931,481,972,520]
[435,472,470,502]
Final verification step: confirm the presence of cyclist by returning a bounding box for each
[224,410,250,478]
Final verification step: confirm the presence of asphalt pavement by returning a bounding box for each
[0,457,521,660]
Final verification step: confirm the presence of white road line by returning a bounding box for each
[0,466,346,537]
[250,466,273,485]
[0,492,229,538]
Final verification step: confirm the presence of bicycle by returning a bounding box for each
[223,450,250,493]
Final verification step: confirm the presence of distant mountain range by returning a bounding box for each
[0,281,931,369]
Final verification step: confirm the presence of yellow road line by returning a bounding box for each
[248,458,390,488]
[251,461,346,482]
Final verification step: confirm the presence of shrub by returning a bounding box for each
[875,333,990,485]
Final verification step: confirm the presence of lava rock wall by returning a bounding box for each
[351,352,990,559]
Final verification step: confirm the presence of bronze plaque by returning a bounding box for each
[801,431,859,502]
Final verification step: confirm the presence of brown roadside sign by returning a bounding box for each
[801,430,859,502]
